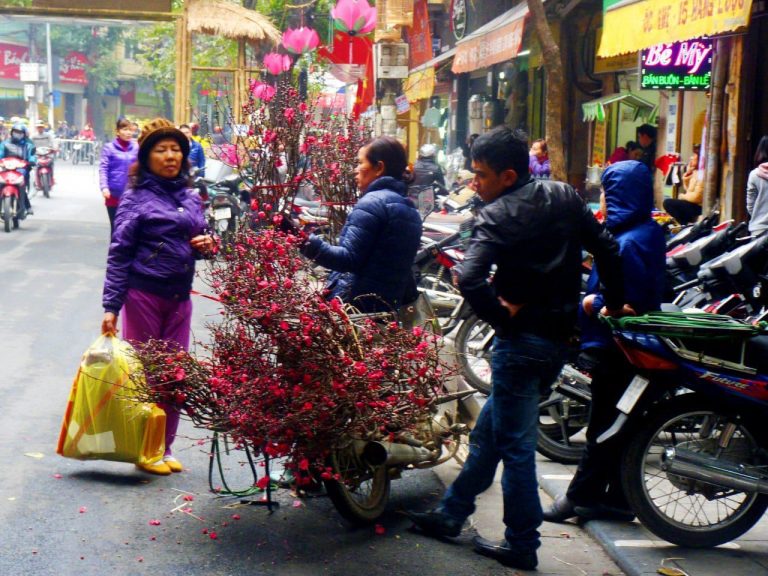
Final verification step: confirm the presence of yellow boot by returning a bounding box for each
[136,460,172,476]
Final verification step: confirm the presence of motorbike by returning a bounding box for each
[598,311,768,547]
[34,146,55,198]
[204,173,242,246]
[321,310,478,524]
[0,156,28,233]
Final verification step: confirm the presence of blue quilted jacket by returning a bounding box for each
[303,176,423,312]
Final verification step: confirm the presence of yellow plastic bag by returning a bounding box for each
[56,335,165,465]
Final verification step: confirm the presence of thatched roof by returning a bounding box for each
[187,0,281,44]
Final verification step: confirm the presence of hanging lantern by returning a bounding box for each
[263,52,292,75]
[249,80,276,102]
[331,0,377,36]
[282,27,321,55]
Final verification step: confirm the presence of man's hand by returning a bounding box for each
[102,188,111,200]
[600,304,637,318]
[582,294,597,316]
[498,296,524,318]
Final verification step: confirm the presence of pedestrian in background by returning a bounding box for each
[406,126,627,571]
[529,138,551,178]
[746,135,768,236]
[100,118,139,233]
[663,145,703,225]
[636,124,658,171]
[101,118,214,476]
[544,160,665,525]
[180,124,205,177]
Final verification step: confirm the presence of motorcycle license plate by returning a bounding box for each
[615,375,649,414]
[214,207,232,220]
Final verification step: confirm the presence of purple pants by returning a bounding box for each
[122,288,192,456]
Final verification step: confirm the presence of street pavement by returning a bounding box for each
[0,163,622,575]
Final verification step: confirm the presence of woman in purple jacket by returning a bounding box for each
[100,117,139,232]
[101,118,214,476]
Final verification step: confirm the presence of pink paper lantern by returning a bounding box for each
[249,80,276,102]
[331,0,377,35]
[282,27,320,55]
[263,52,292,75]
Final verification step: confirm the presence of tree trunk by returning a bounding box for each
[703,38,729,216]
[161,89,173,120]
[85,79,105,141]
[526,0,566,181]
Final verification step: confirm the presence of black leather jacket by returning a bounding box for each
[412,157,445,188]
[457,177,624,340]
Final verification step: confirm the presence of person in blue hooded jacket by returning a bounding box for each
[301,136,422,313]
[544,160,666,523]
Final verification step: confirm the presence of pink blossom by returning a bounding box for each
[332,0,377,36]
[263,52,292,75]
[282,27,320,55]
[249,81,276,102]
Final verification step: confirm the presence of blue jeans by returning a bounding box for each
[441,333,566,553]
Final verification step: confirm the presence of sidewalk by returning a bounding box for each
[436,453,768,575]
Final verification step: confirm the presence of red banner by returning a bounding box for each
[60,51,88,84]
[409,0,432,68]
[0,43,29,80]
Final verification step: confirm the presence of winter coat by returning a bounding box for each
[102,171,208,314]
[302,176,423,312]
[412,157,445,188]
[581,160,666,351]
[0,137,37,166]
[188,139,206,175]
[457,176,624,341]
[529,154,551,178]
[746,163,768,235]
[99,138,139,206]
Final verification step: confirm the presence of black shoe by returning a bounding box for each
[573,503,635,522]
[473,536,538,570]
[405,509,463,538]
[542,494,577,523]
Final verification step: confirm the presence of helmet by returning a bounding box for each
[10,122,27,142]
[419,143,437,158]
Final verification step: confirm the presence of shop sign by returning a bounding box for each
[0,42,29,80]
[599,0,753,57]
[452,16,525,74]
[59,51,88,85]
[593,119,607,166]
[450,0,467,40]
[640,38,712,91]
[395,94,410,114]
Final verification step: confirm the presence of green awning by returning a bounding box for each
[582,92,655,123]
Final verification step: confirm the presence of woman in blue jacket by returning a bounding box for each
[100,118,139,233]
[544,160,666,522]
[301,136,422,313]
[101,118,214,475]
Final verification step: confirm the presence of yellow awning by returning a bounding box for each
[598,0,753,57]
[404,67,435,103]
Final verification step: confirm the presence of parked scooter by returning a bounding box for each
[599,311,768,547]
[34,146,56,198]
[0,156,28,233]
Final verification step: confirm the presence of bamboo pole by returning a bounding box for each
[702,38,730,216]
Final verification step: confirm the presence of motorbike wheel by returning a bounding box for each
[324,444,391,525]
[40,173,51,198]
[621,394,768,548]
[454,314,493,395]
[2,196,11,233]
[537,386,589,464]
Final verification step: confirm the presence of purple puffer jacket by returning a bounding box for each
[99,138,138,198]
[102,172,208,314]
[529,154,551,178]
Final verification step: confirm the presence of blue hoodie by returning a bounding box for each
[581,161,666,350]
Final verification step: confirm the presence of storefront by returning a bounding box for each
[596,0,755,219]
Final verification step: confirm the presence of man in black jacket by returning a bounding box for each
[407,127,629,570]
